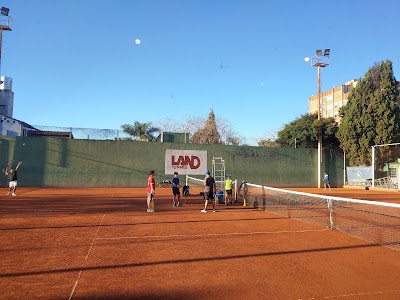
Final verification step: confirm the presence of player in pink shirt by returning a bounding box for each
[146,170,156,212]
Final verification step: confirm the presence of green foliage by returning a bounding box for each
[121,121,160,141]
[276,113,339,148]
[191,109,222,144]
[337,60,400,168]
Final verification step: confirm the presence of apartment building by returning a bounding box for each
[308,80,400,123]
[308,80,358,123]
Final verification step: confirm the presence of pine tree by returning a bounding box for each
[191,109,221,144]
[337,60,400,168]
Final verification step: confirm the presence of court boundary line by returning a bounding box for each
[298,288,400,299]
[68,213,105,300]
[97,228,330,241]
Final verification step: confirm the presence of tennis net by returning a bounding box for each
[241,183,400,251]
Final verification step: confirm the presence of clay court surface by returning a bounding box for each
[0,187,400,300]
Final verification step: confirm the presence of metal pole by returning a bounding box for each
[343,151,346,186]
[317,66,321,120]
[0,27,3,76]
[317,66,321,188]
[372,146,375,188]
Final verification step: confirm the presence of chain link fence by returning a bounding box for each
[32,125,132,140]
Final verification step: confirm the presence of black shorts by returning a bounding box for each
[172,187,180,195]
[204,191,215,200]
[225,189,232,195]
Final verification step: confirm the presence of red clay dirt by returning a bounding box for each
[0,187,399,300]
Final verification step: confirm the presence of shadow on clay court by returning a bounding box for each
[0,216,290,231]
[72,292,214,300]
[0,243,378,278]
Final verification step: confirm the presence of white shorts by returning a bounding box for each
[9,180,17,188]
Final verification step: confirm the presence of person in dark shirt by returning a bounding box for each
[201,169,217,213]
[172,172,182,207]
[5,161,22,196]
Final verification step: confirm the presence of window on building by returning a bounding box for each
[389,167,397,178]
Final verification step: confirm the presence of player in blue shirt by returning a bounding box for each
[172,172,182,207]
[323,172,331,191]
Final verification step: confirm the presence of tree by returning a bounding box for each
[156,111,244,145]
[257,138,279,147]
[337,60,400,168]
[226,135,246,146]
[121,121,160,141]
[191,109,221,144]
[276,113,339,148]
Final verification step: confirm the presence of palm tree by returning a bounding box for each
[121,121,160,141]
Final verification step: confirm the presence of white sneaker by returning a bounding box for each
[213,209,216,213]
[201,209,207,213]
[12,193,16,196]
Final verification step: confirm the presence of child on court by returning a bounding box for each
[225,174,233,205]
[172,172,182,207]
[146,170,156,212]
[323,172,331,191]
[5,161,22,196]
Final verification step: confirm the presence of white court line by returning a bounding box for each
[68,213,105,300]
[97,228,330,241]
[298,289,400,299]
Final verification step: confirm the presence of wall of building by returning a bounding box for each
[308,80,357,124]
[0,76,14,118]
[0,89,14,118]
[0,136,344,188]
[0,116,21,136]
[309,79,400,124]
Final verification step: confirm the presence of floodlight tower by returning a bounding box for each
[0,6,12,79]
[306,49,330,188]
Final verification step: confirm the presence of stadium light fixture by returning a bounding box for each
[324,49,330,56]
[1,7,9,16]
[316,49,322,56]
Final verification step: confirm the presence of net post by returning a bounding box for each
[234,179,238,202]
[327,199,334,229]
[242,181,247,206]
[262,186,266,210]
[371,146,375,188]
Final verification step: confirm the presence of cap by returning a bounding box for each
[227,174,231,177]
[204,169,210,174]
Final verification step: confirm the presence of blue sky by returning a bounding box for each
[2,0,400,144]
